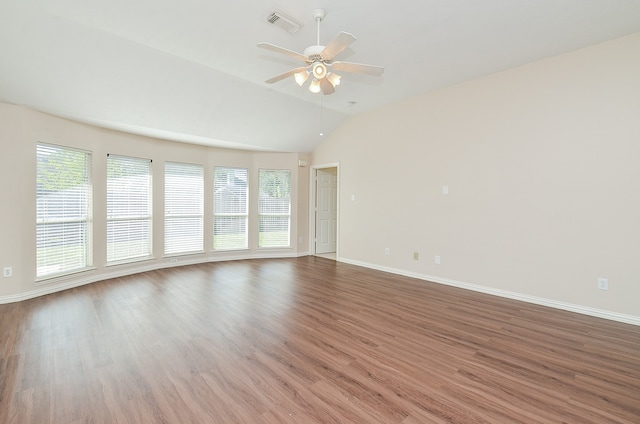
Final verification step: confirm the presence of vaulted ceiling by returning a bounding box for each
[1,1,639,152]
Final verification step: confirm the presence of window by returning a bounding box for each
[213,167,248,250]
[106,155,152,263]
[165,162,204,255]
[36,144,92,278]
[258,169,291,248]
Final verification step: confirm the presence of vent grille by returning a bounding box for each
[266,10,302,34]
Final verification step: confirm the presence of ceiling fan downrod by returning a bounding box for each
[312,9,325,47]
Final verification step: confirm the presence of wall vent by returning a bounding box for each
[266,10,302,34]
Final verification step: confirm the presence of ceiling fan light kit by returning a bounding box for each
[327,73,341,87]
[294,70,309,86]
[309,79,322,94]
[258,8,383,95]
[312,62,327,79]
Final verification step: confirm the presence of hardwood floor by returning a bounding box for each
[1,257,639,423]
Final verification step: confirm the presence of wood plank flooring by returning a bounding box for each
[1,256,639,423]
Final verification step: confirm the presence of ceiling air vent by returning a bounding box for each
[266,10,302,34]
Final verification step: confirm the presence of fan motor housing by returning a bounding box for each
[304,45,326,63]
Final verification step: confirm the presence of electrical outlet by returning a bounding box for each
[434,256,441,265]
[597,278,608,290]
[384,248,390,256]
[413,252,419,260]
[3,267,12,277]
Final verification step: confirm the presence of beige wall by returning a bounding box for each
[2,33,638,322]
[0,105,310,301]
[312,33,640,321]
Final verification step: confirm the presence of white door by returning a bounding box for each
[315,168,337,254]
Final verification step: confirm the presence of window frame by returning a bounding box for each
[164,161,204,256]
[106,154,153,264]
[258,169,291,248]
[36,143,93,280]
[213,166,249,251]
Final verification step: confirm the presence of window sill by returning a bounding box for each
[106,256,155,268]
[164,251,206,258]
[212,248,250,253]
[35,266,97,286]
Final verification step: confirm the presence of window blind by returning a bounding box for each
[213,167,248,250]
[165,162,204,255]
[258,169,291,248]
[36,144,92,278]
[107,155,152,263]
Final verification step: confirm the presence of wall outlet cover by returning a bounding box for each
[597,278,608,290]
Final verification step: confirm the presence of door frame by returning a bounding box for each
[309,162,340,258]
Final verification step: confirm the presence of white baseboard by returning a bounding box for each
[5,253,637,327]
[0,293,23,303]
[338,257,640,327]
[0,251,310,304]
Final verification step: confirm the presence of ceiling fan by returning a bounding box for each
[257,8,384,95]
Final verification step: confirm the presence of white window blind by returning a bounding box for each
[165,162,204,255]
[258,169,291,248]
[107,155,152,263]
[213,167,248,250]
[37,144,92,278]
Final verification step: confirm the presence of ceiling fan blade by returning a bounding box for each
[331,61,384,76]
[257,42,308,63]
[320,78,336,95]
[321,32,356,61]
[265,66,309,84]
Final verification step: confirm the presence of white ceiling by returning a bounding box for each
[1,1,639,153]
